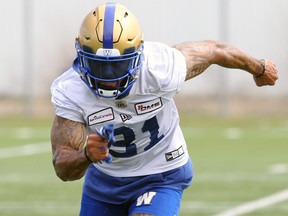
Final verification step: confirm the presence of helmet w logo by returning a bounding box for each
[96,48,121,57]
[103,49,113,56]
[136,192,157,206]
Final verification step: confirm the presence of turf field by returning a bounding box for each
[0,115,288,216]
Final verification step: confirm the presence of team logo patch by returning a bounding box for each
[120,113,132,122]
[87,108,114,126]
[165,146,184,162]
[115,100,127,108]
[96,48,121,56]
[136,192,157,206]
[135,98,163,115]
[103,49,112,56]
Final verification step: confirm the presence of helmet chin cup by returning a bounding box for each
[98,89,118,97]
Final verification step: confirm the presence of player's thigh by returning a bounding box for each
[79,193,128,216]
[129,187,183,216]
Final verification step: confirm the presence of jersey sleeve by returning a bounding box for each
[139,42,187,99]
[50,70,85,123]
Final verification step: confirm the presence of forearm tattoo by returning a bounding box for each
[51,116,89,181]
[173,40,263,80]
[214,44,263,75]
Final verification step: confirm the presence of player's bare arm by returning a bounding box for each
[51,115,90,181]
[173,40,278,86]
[51,116,110,181]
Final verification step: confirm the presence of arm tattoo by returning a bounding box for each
[51,116,90,181]
[186,63,210,80]
[173,40,264,80]
[173,41,215,80]
[51,116,86,150]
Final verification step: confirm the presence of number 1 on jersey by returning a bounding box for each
[142,116,164,151]
[109,116,164,158]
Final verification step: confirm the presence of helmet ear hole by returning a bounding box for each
[82,45,93,53]
[124,47,135,54]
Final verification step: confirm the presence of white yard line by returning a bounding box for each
[269,163,288,174]
[0,142,50,159]
[214,189,288,216]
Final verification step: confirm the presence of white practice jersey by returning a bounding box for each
[51,41,189,177]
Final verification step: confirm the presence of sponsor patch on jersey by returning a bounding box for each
[135,98,163,115]
[87,108,114,125]
[165,146,184,162]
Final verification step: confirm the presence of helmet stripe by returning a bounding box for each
[103,3,116,49]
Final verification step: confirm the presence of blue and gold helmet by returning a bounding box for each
[74,2,143,98]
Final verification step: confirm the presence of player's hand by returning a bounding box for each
[253,59,278,86]
[85,134,109,163]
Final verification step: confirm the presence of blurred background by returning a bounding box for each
[0,1,288,216]
[0,0,287,117]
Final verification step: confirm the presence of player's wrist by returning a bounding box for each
[84,146,93,163]
[254,59,266,77]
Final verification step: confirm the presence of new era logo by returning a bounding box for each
[120,113,132,122]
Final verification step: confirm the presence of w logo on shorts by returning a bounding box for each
[136,191,157,206]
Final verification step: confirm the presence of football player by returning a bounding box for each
[50,2,278,216]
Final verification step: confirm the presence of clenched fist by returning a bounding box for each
[84,134,109,163]
[253,59,278,86]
